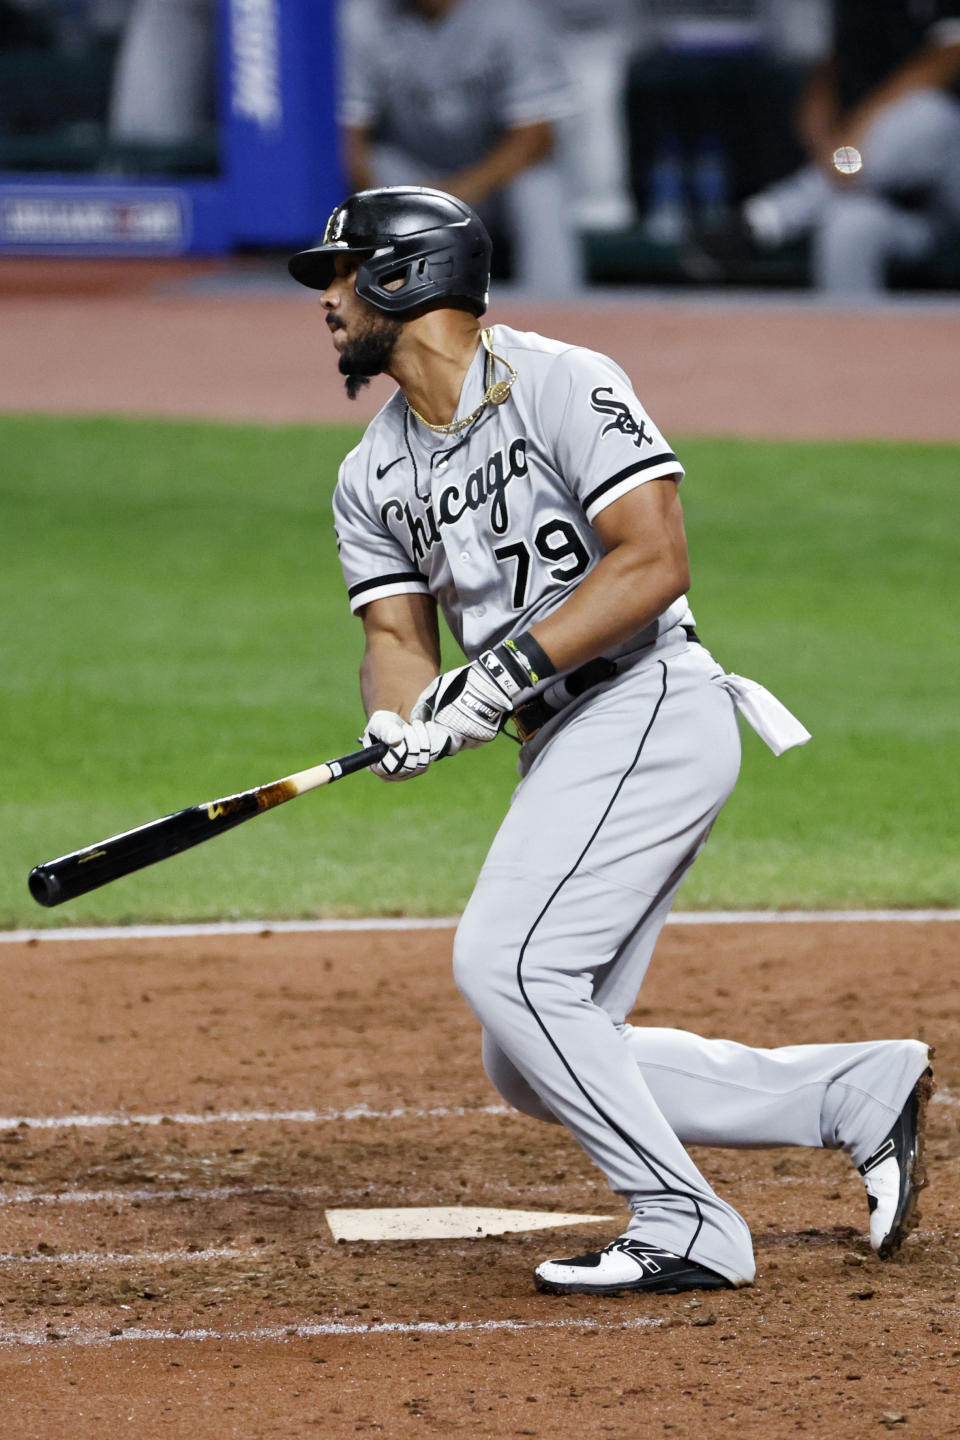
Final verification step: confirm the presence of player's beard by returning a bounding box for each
[335,312,403,400]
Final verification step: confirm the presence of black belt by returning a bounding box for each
[511,625,700,744]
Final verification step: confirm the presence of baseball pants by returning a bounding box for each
[453,637,929,1284]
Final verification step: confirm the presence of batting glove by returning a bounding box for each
[362,710,460,782]
[412,632,555,749]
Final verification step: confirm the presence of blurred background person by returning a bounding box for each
[338,0,583,296]
[0,0,216,172]
[690,0,960,294]
[107,0,215,148]
[627,0,830,245]
[549,0,642,233]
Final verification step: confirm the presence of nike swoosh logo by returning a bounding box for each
[376,456,405,479]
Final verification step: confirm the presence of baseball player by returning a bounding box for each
[289,187,933,1296]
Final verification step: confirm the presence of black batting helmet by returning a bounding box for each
[287,186,492,317]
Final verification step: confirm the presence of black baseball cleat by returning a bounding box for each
[858,1065,934,1258]
[534,1238,733,1296]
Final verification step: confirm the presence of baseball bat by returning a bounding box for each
[27,741,388,909]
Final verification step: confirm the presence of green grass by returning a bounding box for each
[1,415,957,926]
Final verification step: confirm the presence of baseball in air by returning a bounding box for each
[832,145,863,175]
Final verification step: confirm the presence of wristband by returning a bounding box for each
[492,630,557,692]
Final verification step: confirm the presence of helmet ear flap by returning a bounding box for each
[427,254,454,282]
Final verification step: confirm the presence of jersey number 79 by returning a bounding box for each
[494,518,591,609]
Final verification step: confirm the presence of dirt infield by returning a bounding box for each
[0,920,957,1439]
[2,257,960,439]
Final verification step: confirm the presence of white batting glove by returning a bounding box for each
[412,633,556,749]
[412,661,512,748]
[362,709,460,782]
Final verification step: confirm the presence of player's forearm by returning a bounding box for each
[529,544,690,676]
[525,479,690,674]
[795,61,840,162]
[360,641,441,720]
[838,42,960,145]
[359,597,443,720]
[443,122,554,208]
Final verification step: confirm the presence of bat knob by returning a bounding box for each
[28,867,62,908]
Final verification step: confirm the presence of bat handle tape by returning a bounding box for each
[326,740,388,781]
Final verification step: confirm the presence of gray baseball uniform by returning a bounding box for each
[334,325,930,1283]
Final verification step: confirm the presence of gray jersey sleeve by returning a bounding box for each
[537,346,684,522]
[333,459,430,614]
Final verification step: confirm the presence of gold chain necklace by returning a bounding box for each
[405,328,517,435]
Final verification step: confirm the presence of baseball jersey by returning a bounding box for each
[338,0,576,172]
[332,326,695,668]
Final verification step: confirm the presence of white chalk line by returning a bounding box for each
[0,1245,250,1267]
[0,1315,662,1348]
[0,1101,511,1133]
[0,1182,330,1207]
[1,918,460,943]
[0,1090,952,1137]
[0,1083,952,1210]
[3,909,959,944]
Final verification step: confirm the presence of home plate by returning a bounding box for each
[325,1208,615,1242]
